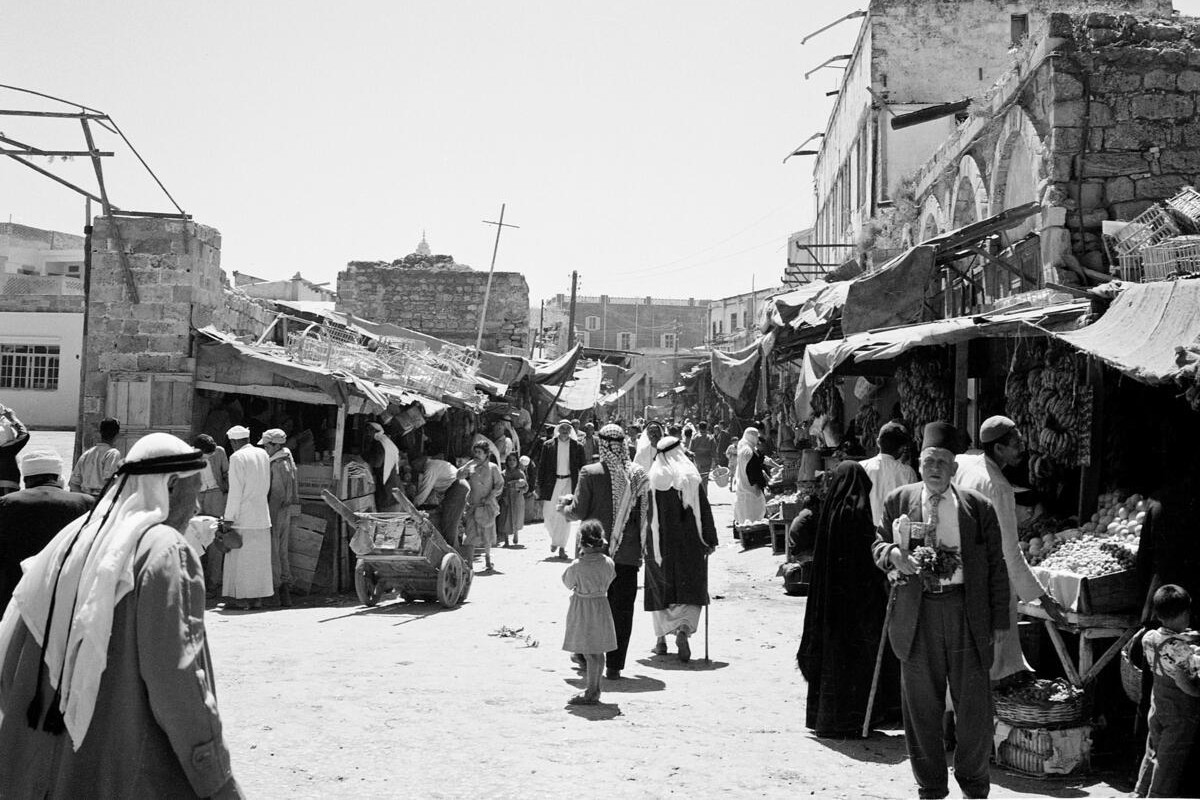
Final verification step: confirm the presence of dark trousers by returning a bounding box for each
[606,563,639,672]
[900,591,991,800]
[435,480,469,547]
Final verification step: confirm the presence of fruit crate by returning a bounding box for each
[1110,205,1180,256]
[994,721,1092,778]
[1032,566,1139,614]
[1166,185,1200,228]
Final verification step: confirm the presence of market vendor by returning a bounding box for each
[954,415,1067,681]
[412,448,468,546]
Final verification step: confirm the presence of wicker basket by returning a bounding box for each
[1111,205,1180,256]
[993,690,1091,730]
[994,723,1092,778]
[711,466,731,488]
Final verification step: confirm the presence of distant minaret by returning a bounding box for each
[415,230,431,257]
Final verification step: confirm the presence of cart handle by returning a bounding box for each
[322,490,360,527]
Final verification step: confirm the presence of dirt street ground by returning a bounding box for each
[23,431,1130,798]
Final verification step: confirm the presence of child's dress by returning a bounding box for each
[1135,626,1200,798]
[562,553,617,653]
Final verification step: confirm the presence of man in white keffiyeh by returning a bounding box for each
[0,433,241,798]
[643,436,719,663]
[559,424,649,679]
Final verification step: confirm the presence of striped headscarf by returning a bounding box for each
[598,424,646,556]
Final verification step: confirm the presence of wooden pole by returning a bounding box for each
[476,203,520,352]
[566,270,579,350]
[333,404,347,592]
[531,299,544,359]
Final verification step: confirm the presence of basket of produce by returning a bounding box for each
[711,466,730,488]
[994,721,1092,778]
[735,519,771,550]
[994,677,1090,729]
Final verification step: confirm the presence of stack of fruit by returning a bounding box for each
[997,676,1084,706]
[896,351,952,436]
[1005,340,1085,492]
[1022,491,1143,574]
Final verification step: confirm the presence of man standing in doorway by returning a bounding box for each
[69,417,123,498]
[538,421,585,559]
[873,422,1009,800]
[260,428,300,608]
[222,426,273,609]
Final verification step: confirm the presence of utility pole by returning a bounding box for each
[530,299,544,359]
[671,318,681,418]
[566,270,579,349]
[476,203,520,352]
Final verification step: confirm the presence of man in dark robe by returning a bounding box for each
[0,450,94,614]
[643,436,718,662]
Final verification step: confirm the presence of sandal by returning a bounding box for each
[568,692,600,706]
[652,639,668,656]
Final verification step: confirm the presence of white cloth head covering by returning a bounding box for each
[226,425,250,441]
[19,448,63,478]
[633,421,662,472]
[258,428,286,445]
[373,425,400,481]
[646,436,704,565]
[0,432,204,749]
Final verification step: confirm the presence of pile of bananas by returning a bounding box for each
[811,379,844,423]
[1006,341,1084,491]
[896,351,952,435]
[855,402,881,453]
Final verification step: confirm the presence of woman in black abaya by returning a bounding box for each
[796,460,898,738]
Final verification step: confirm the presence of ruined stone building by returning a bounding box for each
[0,223,85,427]
[233,270,337,304]
[336,235,529,353]
[802,0,1173,274]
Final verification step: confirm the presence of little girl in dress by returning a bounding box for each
[561,519,617,705]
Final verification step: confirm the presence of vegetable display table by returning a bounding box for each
[1017,601,1138,687]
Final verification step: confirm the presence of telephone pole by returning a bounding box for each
[530,299,544,358]
[672,318,681,418]
[476,203,520,352]
[566,270,579,349]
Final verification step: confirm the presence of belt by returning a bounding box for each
[923,583,964,596]
[556,474,572,479]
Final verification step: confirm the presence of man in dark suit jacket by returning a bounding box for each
[559,424,648,679]
[537,421,586,559]
[871,422,1009,800]
[0,449,95,613]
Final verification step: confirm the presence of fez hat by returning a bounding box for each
[921,421,962,454]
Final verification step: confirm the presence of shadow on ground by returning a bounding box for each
[563,674,666,694]
[564,702,623,721]
[634,656,729,672]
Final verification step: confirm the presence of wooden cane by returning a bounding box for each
[862,583,898,739]
[704,552,711,663]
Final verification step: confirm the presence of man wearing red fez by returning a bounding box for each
[871,421,1010,800]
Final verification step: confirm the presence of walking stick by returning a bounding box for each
[862,582,898,739]
[704,552,711,663]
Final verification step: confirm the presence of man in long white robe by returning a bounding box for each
[537,422,584,559]
[733,427,766,523]
[954,415,1066,681]
[221,426,273,608]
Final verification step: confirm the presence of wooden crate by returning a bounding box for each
[296,464,337,500]
[289,526,324,594]
[297,501,338,594]
[1078,570,1140,614]
[770,517,789,556]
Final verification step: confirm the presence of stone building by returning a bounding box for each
[803,0,1173,273]
[0,223,86,427]
[233,270,336,303]
[882,10,1200,311]
[336,236,529,353]
[709,287,781,353]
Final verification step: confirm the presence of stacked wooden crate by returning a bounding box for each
[289,512,327,594]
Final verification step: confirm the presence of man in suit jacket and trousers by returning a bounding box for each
[537,421,586,559]
[872,422,1009,800]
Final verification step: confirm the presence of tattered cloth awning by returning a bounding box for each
[1049,280,1200,385]
[794,301,1090,418]
[771,281,851,329]
[711,337,764,418]
[599,370,645,406]
[532,344,583,385]
[532,362,604,411]
[840,202,1041,336]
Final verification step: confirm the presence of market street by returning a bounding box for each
[201,479,1124,800]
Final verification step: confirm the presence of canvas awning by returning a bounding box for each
[711,337,764,418]
[599,370,646,406]
[794,301,1090,417]
[1049,280,1200,385]
[532,344,583,385]
[532,362,604,411]
[771,281,851,329]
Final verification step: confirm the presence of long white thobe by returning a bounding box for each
[222,445,273,598]
[861,452,918,527]
[954,452,1046,680]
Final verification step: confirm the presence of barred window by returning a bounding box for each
[0,344,61,390]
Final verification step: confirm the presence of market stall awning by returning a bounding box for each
[1049,280,1200,385]
[771,281,851,329]
[532,344,583,385]
[599,370,645,406]
[711,336,764,418]
[532,362,604,411]
[794,301,1091,417]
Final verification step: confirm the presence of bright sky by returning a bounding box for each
[3,1,1199,303]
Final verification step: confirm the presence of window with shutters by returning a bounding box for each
[584,315,600,331]
[661,333,677,349]
[618,332,633,350]
[0,344,60,390]
[1010,14,1029,46]
[730,312,738,331]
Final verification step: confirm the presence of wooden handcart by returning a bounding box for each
[323,489,472,609]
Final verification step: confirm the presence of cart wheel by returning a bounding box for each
[355,564,380,607]
[437,552,466,608]
[458,564,474,603]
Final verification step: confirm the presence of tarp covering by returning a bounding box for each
[794,301,1091,418]
[599,370,645,406]
[532,344,583,385]
[771,281,851,330]
[532,362,604,411]
[1051,280,1200,385]
[841,246,938,335]
[710,339,762,418]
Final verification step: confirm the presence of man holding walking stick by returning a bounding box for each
[871,422,1010,800]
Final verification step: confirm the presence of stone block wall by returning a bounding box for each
[337,264,529,351]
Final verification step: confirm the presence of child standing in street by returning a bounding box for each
[562,519,617,706]
[1136,584,1200,798]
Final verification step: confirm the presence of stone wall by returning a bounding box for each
[337,264,529,351]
